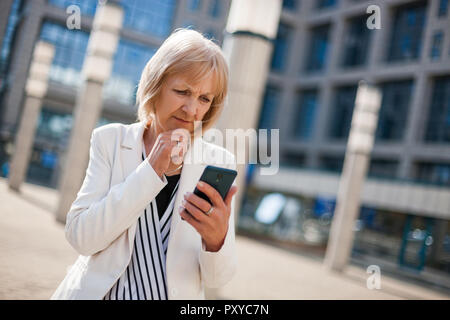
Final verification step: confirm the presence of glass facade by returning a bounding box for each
[121,0,176,38]
[317,0,337,10]
[368,159,399,179]
[282,0,298,11]
[47,0,199,38]
[328,85,357,139]
[305,25,330,73]
[271,23,292,72]
[375,80,413,141]
[204,29,218,42]
[240,188,450,279]
[425,76,450,143]
[0,107,112,187]
[342,15,372,68]
[39,22,89,88]
[387,2,427,62]
[48,0,98,16]
[188,0,201,11]
[415,162,450,186]
[258,85,280,130]
[208,0,221,18]
[293,90,318,140]
[319,155,344,173]
[438,0,449,17]
[104,39,156,106]
[430,31,444,60]
[0,0,22,87]
[283,152,306,168]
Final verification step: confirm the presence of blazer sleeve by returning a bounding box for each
[198,157,238,288]
[64,128,167,256]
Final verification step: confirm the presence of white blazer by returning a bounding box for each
[51,121,237,300]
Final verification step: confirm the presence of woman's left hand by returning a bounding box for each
[179,181,238,252]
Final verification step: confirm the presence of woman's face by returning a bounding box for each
[152,73,215,134]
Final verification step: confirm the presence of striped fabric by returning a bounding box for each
[103,144,180,300]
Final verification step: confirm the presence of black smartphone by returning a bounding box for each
[193,165,237,205]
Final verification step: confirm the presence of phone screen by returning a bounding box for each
[193,165,237,204]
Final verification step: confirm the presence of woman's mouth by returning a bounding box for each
[174,116,191,124]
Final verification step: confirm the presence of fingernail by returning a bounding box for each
[182,199,186,206]
[198,181,204,187]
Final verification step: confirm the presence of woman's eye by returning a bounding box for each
[174,89,187,95]
[201,97,210,103]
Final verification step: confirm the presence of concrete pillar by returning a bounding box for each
[55,2,123,223]
[214,0,282,223]
[8,41,55,191]
[324,83,382,272]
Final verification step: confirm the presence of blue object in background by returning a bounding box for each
[245,163,255,185]
[40,151,58,169]
[1,162,9,177]
[313,196,336,218]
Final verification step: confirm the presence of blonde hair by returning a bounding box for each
[136,28,229,133]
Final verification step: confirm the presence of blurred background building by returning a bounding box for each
[0,0,449,293]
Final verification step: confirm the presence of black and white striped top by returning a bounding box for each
[103,143,180,300]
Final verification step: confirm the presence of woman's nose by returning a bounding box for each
[181,101,197,117]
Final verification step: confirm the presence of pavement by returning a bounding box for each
[0,177,448,300]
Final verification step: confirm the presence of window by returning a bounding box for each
[188,0,201,11]
[204,29,218,42]
[387,2,427,62]
[208,0,221,17]
[305,25,330,73]
[283,0,298,11]
[319,155,344,173]
[368,159,399,179]
[121,0,176,38]
[103,39,156,105]
[37,108,73,146]
[182,21,197,30]
[415,162,450,186]
[271,23,292,72]
[430,31,444,60]
[0,0,22,81]
[283,152,306,168]
[39,22,89,88]
[317,0,337,9]
[342,15,372,68]
[438,0,449,17]
[375,80,413,141]
[258,85,280,130]
[425,76,450,143]
[294,90,318,140]
[48,0,98,16]
[328,85,357,139]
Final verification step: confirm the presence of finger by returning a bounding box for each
[169,138,187,165]
[182,199,208,222]
[170,128,190,144]
[184,192,211,213]
[196,181,224,209]
[180,208,203,233]
[224,185,238,208]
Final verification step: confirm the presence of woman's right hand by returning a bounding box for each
[147,128,190,178]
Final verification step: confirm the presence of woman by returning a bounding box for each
[51,28,238,300]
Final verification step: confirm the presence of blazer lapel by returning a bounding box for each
[166,135,207,276]
[119,121,147,251]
